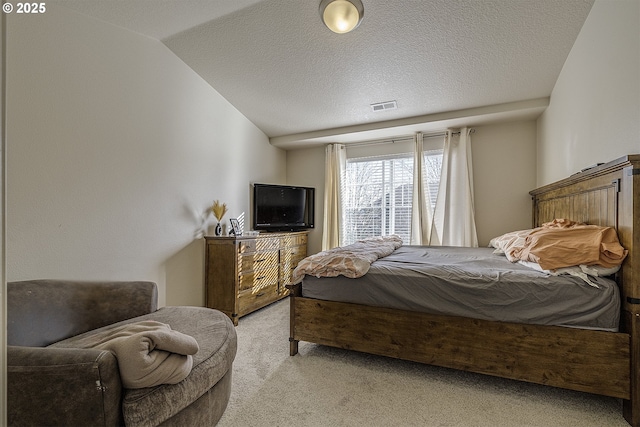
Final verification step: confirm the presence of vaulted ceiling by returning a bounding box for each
[57,0,594,148]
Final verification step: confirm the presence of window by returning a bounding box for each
[342,149,443,245]
[422,150,443,211]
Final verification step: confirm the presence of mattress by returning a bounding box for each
[301,245,621,332]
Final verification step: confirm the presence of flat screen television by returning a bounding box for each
[253,183,315,232]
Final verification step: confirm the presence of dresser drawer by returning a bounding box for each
[239,250,279,272]
[238,238,279,254]
[238,285,278,314]
[280,253,306,277]
[280,244,307,262]
[280,259,305,286]
[280,245,307,287]
[239,267,279,292]
[280,233,308,248]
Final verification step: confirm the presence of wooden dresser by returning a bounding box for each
[204,231,308,325]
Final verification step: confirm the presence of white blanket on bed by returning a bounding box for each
[292,235,403,283]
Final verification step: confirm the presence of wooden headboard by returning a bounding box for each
[529,154,640,324]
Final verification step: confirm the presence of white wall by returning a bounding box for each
[6,6,287,306]
[286,120,537,251]
[537,0,640,185]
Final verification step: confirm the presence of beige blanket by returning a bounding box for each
[499,219,628,271]
[69,320,199,389]
[292,235,403,283]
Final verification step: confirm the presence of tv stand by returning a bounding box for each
[204,231,308,325]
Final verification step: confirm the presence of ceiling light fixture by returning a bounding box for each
[319,0,364,34]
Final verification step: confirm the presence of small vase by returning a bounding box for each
[214,222,222,236]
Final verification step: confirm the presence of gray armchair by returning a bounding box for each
[8,280,237,426]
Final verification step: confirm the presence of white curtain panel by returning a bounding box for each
[410,132,432,245]
[430,128,478,247]
[322,143,346,250]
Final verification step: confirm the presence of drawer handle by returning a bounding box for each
[255,258,266,263]
[256,276,266,280]
[256,292,265,297]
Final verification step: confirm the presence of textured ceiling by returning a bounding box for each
[57,0,595,147]
[55,0,266,40]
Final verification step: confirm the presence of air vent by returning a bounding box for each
[371,100,397,112]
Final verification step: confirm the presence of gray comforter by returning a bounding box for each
[301,246,620,332]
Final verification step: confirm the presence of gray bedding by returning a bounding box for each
[301,246,621,332]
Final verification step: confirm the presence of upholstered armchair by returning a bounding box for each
[7,280,237,426]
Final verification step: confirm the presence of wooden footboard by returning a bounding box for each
[288,283,630,399]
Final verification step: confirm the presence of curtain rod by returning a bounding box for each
[346,129,475,148]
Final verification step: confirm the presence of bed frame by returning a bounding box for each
[287,154,640,426]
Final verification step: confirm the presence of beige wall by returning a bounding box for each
[286,120,537,252]
[537,0,640,185]
[6,6,287,306]
[286,146,325,255]
[472,121,537,245]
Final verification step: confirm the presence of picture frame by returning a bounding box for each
[229,218,241,236]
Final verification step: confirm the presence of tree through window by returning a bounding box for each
[342,150,442,245]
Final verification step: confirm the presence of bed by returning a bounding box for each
[287,154,640,426]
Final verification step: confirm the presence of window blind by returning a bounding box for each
[342,149,443,245]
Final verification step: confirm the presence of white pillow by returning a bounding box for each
[489,229,533,262]
[517,261,620,288]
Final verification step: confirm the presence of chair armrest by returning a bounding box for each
[8,280,158,346]
[8,345,123,426]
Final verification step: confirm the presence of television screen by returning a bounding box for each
[253,184,314,231]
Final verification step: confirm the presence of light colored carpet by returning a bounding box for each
[217,299,628,427]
